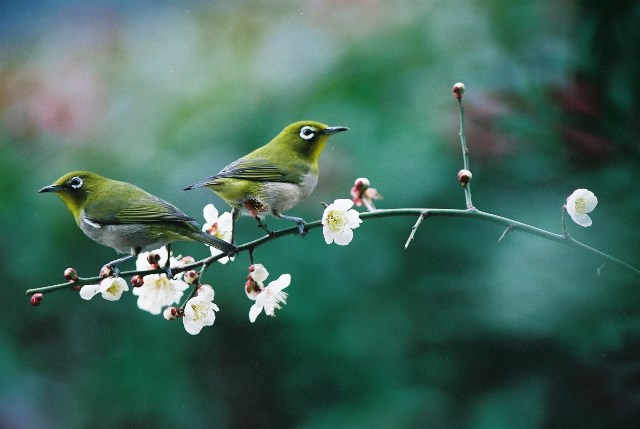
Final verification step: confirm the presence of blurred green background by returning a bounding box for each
[2,0,639,428]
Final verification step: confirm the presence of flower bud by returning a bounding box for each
[30,293,44,306]
[181,256,195,265]
[452,82,465,100]
[130,275,144,288]
[457,169,472,185]
[354,177,370,191]
[163,306,179,320]
[100,265,113,278]
[64,267,79,282]
[71,284,82,292]
[184,270,200,285]
[147,253,161,267]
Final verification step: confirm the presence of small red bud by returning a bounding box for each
[147,253,161,266]
[100,265,113,278]
[130,275,144,288]
[64,267,79,282]
[30,293,44,306]
[71,284,82,292]
[457,169,472,185]
[452,82,465,100]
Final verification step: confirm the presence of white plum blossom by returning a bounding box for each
[566,189,598,227]
[249,273,291,323]
[322,199,362,245]
[80,277,129,301]
[133,247,189,315]
[202,204,234,264]
[183,285,219,335]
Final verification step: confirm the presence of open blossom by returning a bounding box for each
[322,199,362,246]
[249,274,291,323]
[183,285,219,335]
[202,204,234,264]
[133,248,188,315]
[80,277,129,301]
[566,189,598,227]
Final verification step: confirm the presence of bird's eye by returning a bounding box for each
[69,176,83,189]
[299,126,316,140]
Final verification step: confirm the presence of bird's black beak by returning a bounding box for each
[38,184,63,193]
[322,126,349,135]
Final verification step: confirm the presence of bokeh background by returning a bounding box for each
[2,0,639,427]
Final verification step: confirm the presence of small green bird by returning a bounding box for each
[184,120,349,235]
[39,171,237,271]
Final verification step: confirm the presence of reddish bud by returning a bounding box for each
[163,306,180,320]
[147,253,161,266]
[30,293,44,306]
[100,265,113,278]
[71,284,82,292]
[452,82,465,100]
[130,275,144,288]
[64,267,79,282]
[184,270,199,285]
[457,169,472,185]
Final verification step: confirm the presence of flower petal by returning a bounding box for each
[249,303,262,323]
[79,284,100,300]
[203,203,219,224]
[333,228,354,246]
[250,264,269,283]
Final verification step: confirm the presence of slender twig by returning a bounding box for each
[405,211,428,249]
[457,97,474,209]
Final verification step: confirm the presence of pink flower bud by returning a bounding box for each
[30,293,44,307]
[64,267,78,282]
[452,82,465,100]
[181,256,195,265]
[457,169,472,185]
[130,275,144,288]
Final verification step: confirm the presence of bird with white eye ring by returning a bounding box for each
[185,120,349,240]
[39,171,238,275]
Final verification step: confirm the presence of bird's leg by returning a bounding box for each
[163,244,174,278]
[273,210,307,235]
[230,207,240,245]
[254,216,272,234]
[105,252,136,277]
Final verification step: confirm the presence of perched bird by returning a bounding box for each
[39,171,237,272]
[184,120,349,235]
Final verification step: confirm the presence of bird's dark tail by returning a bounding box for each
[193,230,238,255]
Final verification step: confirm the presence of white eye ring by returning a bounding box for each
[299,126,316,140]
[70,176,83,189]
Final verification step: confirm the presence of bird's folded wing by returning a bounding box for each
[85,188,195,225]
[211,157,300,183]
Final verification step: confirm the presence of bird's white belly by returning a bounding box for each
[247,173,318,215]
[79,211,169,254]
